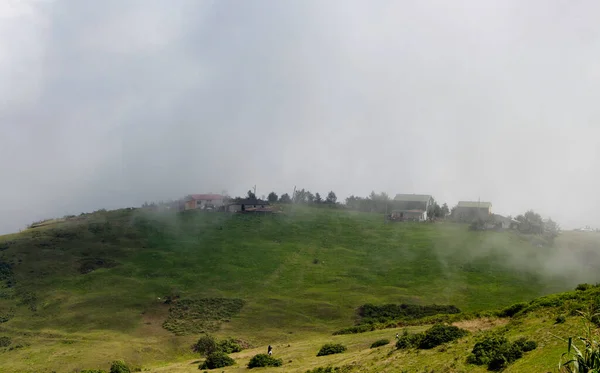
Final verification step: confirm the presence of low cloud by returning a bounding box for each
[2,1,600,233]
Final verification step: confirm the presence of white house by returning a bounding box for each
[392,194,434,221]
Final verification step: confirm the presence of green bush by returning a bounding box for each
[218,338,243,353]
[0,336,11,347]
[513,337,537,352]
[109,360,131,373]
[467,334,537,371]
[370,339,390,348]
[332,324,375,335]
[467,334,509,366]
[317,343,347,356]
[497,302,527,318]
[556,314,567,324]
[199,352,235,370]
[193,335,219,356]
[247,354,283,368]
[576,283,592,291]
[418,324,468,349]
[396,330,424,350]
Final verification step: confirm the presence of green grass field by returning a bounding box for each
[0,206,598,372]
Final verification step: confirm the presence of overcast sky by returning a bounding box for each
[1,0,600,234]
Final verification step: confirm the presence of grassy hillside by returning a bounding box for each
[0,206,598,372]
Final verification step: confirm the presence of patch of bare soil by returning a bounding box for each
[137,303,172,338]
[452,317,508,333]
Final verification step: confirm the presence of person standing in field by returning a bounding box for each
[268,345,272,356]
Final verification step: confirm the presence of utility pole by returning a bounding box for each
[253,185,257,198]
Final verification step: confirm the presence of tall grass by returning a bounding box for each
[558,310,600,372]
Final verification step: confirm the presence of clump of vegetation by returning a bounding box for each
[218,337,243,353]
[0,336,11,347]
[0,308,14,323]
[396,324,468,350]
[18,291,38,312]
[317,343,347,356]
[357,303,461,325]
[305,366,354,373]
[396,329,424,349]
[0,240,15,251]
[467,334,537,371]
[193,335,219,356]
[109,360,131,373]
[497,302,528,318]
[333,324,375,335]
[0,261,14,287]
[418,323,469,349]
[556,314,567,324]
[370,339,390,348]
[247,354,283,368]
[162,298,245,335]
[193,335,245,355]
[576,283,593,291]
[199,352,235,370]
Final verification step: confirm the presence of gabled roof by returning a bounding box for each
[457,201,492,208]
[393,194,432,202]
[188,194,225,201]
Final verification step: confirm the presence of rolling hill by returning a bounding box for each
[0,206,598,372]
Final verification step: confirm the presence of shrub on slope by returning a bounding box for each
[396,324,468,350]
[247,354,283,368]
[317,343,347,356]
[199,352,235,370]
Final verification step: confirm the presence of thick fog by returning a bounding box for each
[2,0,600,234]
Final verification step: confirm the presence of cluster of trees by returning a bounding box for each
[514,210,560,240]
[260,189,338,205]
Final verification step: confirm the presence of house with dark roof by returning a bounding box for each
[391,194,434,221]
[226,198,270,213]
[453,201,492,222]
[184,194,227,210]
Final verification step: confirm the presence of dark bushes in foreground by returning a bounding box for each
[467,334,537,371]
[247,354,283,368]
[317,343,347,356]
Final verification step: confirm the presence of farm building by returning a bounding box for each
[392,194,434,222]
[453,201,492,222]
[184,194,227,210]
[226,198,270,213]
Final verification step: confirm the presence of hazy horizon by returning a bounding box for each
[2,0,600,234]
